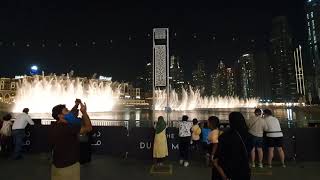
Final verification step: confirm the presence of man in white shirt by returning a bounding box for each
[246,108,267,168]
[12,108,34,160]
[263,109,285,168]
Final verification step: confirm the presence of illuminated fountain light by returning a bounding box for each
[13,75,120,114]
[154,88,258,111]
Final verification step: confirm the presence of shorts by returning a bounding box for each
[266,137,283,148]
[250,134,263,148]
[201,142,211,154]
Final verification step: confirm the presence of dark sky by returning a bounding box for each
[0,0,307,81]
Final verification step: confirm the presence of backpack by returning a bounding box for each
[0,121,12,136]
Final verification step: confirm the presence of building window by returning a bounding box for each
[308,22,310,27]
[311,12,314,18]
[307,13,310,19]
[309,28,312,37]
[312,20,315,29]
[11,82,15,89]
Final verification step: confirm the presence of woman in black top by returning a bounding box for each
[215,112,251,180]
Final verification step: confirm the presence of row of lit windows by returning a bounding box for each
[307,11,314,19]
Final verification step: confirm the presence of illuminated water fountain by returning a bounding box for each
[12,75,259,121]
[13,75,120,115]
[154,88,258,111]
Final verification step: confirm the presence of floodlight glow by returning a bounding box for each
[31,65,38,71]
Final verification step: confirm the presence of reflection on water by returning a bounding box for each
[28,107,313,123]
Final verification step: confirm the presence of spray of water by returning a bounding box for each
[13,75,120,113]
[154,88,258,111]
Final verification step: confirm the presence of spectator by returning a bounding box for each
[11,108,34,160]
[263,109,286,168]
[246,108,268,168]
[0,113,13,157]
[201,122,211,166]
[207,116,224,180]
[153,116,168,166]
[178,115,193,167]
[191,118,201,151]
[215,112,251,180]
[49,100,92,180]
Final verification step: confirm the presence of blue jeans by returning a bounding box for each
[12,129,25,158]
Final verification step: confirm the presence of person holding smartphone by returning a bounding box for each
[49,99,92,180]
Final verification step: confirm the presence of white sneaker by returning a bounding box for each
[282,164,286,168]
[184,161,189,167]
[251,163,256,168]
[179,160,184,165]
[258,163,263,168]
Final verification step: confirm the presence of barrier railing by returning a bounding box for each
[39,118,320,129]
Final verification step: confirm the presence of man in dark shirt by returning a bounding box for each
[49,100,92,180]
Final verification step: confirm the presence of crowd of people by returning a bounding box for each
[152,108,286,180]
[0,103,286,180]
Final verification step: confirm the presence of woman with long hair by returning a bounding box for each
[214,112,251,180]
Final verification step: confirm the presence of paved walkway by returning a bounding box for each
[0,155,319,180]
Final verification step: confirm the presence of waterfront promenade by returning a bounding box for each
[0,155,319,180]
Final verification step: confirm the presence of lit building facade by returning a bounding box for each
[192,60,208,95]
[170,55,184,94]
[143,62,153,98]
[270,16,297,102]
[306,0,320,102]
[211,61,235,97]
[239,54,256,99]
[0,78,18,103]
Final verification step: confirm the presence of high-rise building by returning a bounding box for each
[211,61,235,97]
[143,62,153,98]
[211,61,227,96]
[192,60,208,95]
[306,0,320,102]
[238,53,256,99]
[170,55,184,94]
[255,50,272,101]
[226,68,236,96]
[270,16,297,102]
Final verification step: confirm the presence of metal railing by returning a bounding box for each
[39,118,320,130]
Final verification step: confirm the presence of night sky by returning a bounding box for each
[0,0,307,81]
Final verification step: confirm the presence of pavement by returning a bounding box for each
[0,154,320,180]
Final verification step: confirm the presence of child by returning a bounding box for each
[153,116,168,166]
[191,118,201,151]
[178,115,193,167]
[207,116,226,180]
[201,122,211,165]
[0,113,13,157]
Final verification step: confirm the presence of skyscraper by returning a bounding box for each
[239,53,256,99]
[143,62,153,98]
[306,0,320,102]
[226,68,236,96]
[211,61,235,97]
[192,60,208,95]
[255,50,272,101]
[270,16,297,102]
[170,55,184,94]
[211,61,227,96]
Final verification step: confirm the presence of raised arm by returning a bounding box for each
[26,114,35,125]
[79,102,92,134]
